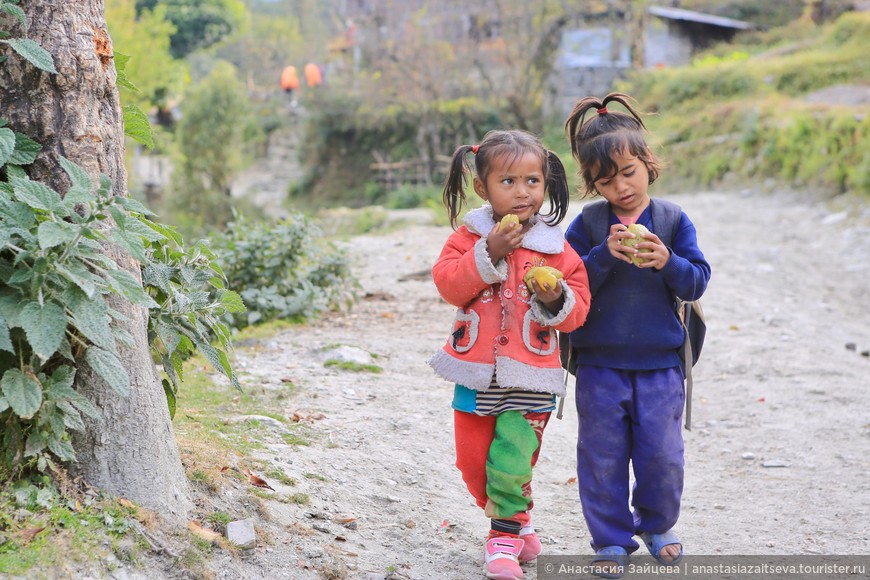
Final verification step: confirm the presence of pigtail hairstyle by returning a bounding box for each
[564,92,662,197]
[442,144,476,229]
[541,150,569,226]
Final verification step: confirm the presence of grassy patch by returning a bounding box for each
[0,479,144,577]
[303,472,329,482]
[323,359,383,373]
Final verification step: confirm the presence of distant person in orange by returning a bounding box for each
[304,63,322,88]
[280,65,300,95]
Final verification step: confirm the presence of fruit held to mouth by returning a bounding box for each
[523,266,564,292]
[499,214,519,230]
[623,223,652,265]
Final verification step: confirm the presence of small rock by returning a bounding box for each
[846,342,857,351]
[226,518,256,550]
[861,351,870,357]
[714,504,726,510]
[227,415,286,430]
[762,460,790,468]
[741,452,755,460]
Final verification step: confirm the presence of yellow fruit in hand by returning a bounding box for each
[523,266,564,292]
[623,223,652,265]
[499,214,519,230]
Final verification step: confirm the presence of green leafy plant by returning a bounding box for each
[0,125,244,474]
[210,213,357,327]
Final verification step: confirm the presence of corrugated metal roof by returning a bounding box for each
[648,5,755,30]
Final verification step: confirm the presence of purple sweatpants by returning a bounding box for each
[575,365,685,553]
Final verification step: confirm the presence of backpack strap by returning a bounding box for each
[649,198,682,247]
[580,199,611,246]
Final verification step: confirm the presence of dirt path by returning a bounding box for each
[206,189,870,579]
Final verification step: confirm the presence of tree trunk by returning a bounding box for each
[0,0,191,523]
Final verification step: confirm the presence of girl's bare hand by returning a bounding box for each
[630,231,671,270]
[606,225,670,269]
[487,221,524,264]
[529,277,564,313]
[606,224,634,264]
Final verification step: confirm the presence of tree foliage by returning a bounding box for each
[134,0,248,59]
[169,60,261,231]
[105,0,187,113]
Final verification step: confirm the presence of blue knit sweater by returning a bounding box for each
[564,201,711,370]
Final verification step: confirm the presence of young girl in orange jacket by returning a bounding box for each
[429,129,591,579]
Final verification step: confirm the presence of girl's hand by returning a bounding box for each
[630,231,671,270]
[487,221,524,264]
[606,225,670,269]
[529,278,564,313]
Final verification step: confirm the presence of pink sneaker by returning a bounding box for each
[484,536,525,580]
[518,525,542,562]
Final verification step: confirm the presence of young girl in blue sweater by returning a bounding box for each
[563,93,711,578]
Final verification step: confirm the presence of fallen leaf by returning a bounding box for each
[334,516,357,524]
[565,477,578,485]
[117,498,136,509]
[188,521,221,543]
[20,526,46,543]
[381,312,396,319]
[242,468,275,491]
[757,397,766,403]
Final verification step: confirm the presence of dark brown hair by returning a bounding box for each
[441,129,569,229]
[564,92,662,198]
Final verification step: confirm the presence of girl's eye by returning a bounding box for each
[624,170,636,178]
[599,179,612,186]
[528,177,540,184]
[502,178,514,185]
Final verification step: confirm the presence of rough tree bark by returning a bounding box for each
[0,0,191,522]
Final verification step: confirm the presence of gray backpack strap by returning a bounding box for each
[649,198,700,431]
[581,199,611,246]
[649,198,682,247]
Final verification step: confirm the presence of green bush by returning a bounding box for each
[386,185,442,209]
[0,126,242,476]
[210,214,358,327]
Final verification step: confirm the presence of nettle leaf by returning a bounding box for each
[1,4,28,31]
[70,396,100,420]
[55,262,99,298]
[0,395,8,412]
[70,299,117,354]
[37,220,77,249]
[0,313,13,353]
[0,290,22,327]
[143,262,176,295]
[123,216,165,242]
[20,301,66,361]
[10,176,66,214]
[122,104,154,149]
[1,200,36,229]
[24,430,48,457]
[85,347,129,396]
[162,379,176,420]
[58,156,93,204]
[0,127,15,166]
[110,228,146,263]
[1,368,43,419]
[9,132,40,165]
[50,365,76,391]
[5,38,57,73]
[155,321,181,355]
[57,401,86,431]
[114,53,139,92]
[48,437,75,462]
[221,290,246,314]
[105,268,158,308]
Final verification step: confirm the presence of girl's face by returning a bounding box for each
[592,149,651,217]
[473,151,545,226]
